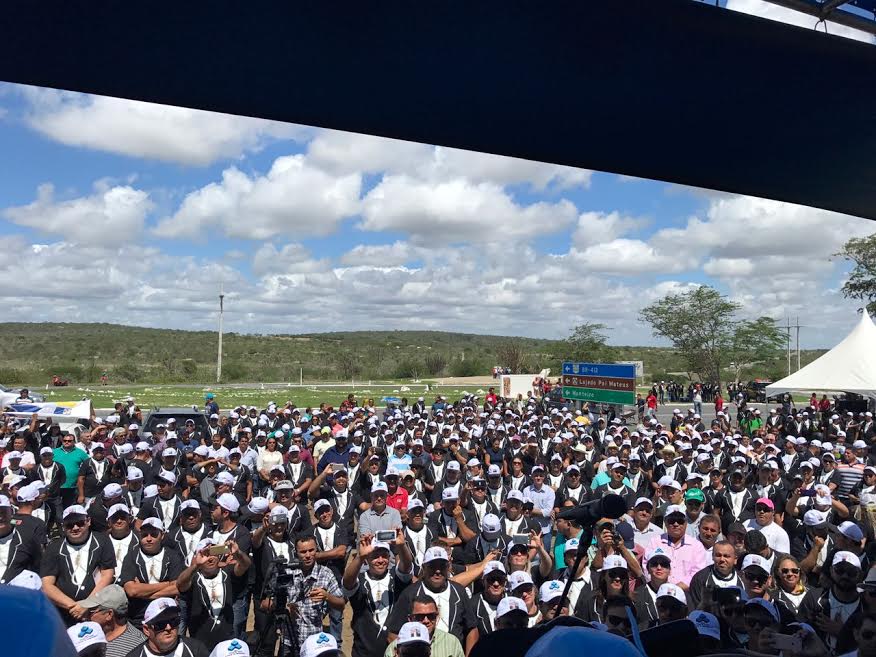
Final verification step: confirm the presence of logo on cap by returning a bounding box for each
[316,634,330,645]
[78,626,93,638]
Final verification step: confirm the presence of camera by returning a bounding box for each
[261,557,303,611]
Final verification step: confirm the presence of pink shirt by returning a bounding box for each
[645,533,709,587]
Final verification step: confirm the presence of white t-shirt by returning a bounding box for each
[424,585,452,633]
[142,550,165,583]
[744,519,790,554]
[110,533,135,578]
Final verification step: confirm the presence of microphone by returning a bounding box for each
[556,494,628,525]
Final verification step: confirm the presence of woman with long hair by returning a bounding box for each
[574,555,632,622]
[771,555,809,614]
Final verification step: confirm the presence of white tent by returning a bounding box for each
[766,312,876,400]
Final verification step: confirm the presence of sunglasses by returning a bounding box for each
[607,569,628,581]
[607,614,632,626]
[485,575,507,586]
[409,612,439,622]
[665,517,686,526]
[744,571,767,583]
[648,559,671,569]
[64,518,86,530]
[755,506,773,513]
[146,616,180,631]
[780,567,800,575]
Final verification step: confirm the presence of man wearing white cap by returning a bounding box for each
[86,483,125,533]
[137,470,182,532]
[37,445,66,533]
[119,517,185,627]
[77,442,112,507]
[387,546,475,649]
[385,599,464,657]
[359,481,403,540]
[41,503,116,624]
[127,597,209,657]
[0,494,41,584]
[342,533,414,657]
[799,551,864,648]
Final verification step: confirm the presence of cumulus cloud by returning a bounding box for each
[360,175,578,244]
[573,211,649,246]
[307,129,591,190]
[340,241,415,267]
[3,182,152,246]
[569,238,688,275]
[19,86,305,166]
[153,155,362,240]
[251,243,329,276]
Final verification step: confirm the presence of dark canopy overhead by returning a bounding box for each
[1,0,875,220]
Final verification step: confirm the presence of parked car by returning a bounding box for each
[142,407,209,438]
[0,384,45,402]
[742,379,777,403]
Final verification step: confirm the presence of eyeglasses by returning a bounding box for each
[409,612,439,622]
[780,567,800,575]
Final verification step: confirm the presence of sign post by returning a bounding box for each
[561,362,636,406]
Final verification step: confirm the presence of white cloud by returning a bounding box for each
[569,238,688,274]
[307,129,591,190]
[3,183,152,246]
[251,243,329,276]
[19,86,305,166]
[153,155,362,240]
[360,175,578,244]
[340,241,414,266]
[573,211,649,246]
[726,0,875,44]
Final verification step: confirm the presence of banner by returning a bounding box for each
[3,400,93,420]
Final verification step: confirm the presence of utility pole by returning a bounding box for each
[217,284,224,383]
[786,317,791,376]
[795,315,801,372]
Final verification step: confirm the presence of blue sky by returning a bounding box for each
[0,1,873,348]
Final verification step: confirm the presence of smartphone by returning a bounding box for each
[799,489,817,497]
[376,530,396,542]
[771,634,802,653]
[208,544,232,557]
[512,534,530,546]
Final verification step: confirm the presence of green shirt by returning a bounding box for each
[384,629,464,657]
[53,446,89,488]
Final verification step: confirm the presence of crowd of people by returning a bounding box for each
[1,389,875,657]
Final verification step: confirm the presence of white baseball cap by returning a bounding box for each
[481,513,501,540]
[508,570,535,590]
[423,546,449,564]
[539,579,565,602]
[143,597,179,625]
[106,503,131,518]
[67,622,106,652]
[742,554,770,574]
[300,633,338,657]
[209,639,250,657]
[371,481,388,494]
[214,471,236,486]
[141,518,164,532]
[496,596,527,618]
[598,554,628,572]
[180,499,201,513]
[126,466,143,481]
[62,504,88,520]
[397,622,431,646]
[216,493,240,513]
[441,487,459,501]
[832,550,862,569]
[656,583,687,605]
[102,483,123,499]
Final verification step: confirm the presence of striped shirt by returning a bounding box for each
[834,463,866,499]
[383,629,465,657]
[106,623,145,657]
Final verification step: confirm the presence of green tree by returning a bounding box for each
[565,322,614,362]
[837,233,876,313]
[725,317,786,383]
[639,286,739,386]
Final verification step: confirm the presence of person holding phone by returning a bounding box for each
[175,537,251,652]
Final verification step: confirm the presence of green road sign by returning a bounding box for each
[561,386,635,405]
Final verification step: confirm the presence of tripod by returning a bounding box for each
[254,603,296,657]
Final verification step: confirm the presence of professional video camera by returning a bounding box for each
[262,557,302,609]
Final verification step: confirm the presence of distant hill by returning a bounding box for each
[0,322,827,386]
